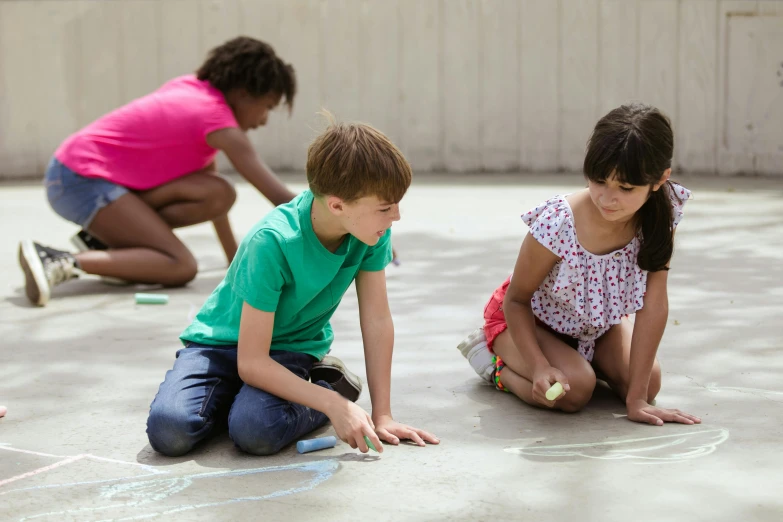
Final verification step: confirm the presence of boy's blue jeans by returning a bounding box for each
[146,342,331,456]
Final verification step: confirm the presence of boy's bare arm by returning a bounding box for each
[238,302,382,451]
[206,128,297,206]
[237,302,342,413]
[355,270,394,419]
[355,270,439,446]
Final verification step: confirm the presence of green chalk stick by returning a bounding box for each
[135,293,169,305]
[546,382,564,401]
[364,435,380,453]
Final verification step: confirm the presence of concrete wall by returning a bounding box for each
[1,0,781,179]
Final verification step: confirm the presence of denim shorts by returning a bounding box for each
[44,157,129,229]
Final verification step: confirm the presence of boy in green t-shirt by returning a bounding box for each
[146,118,439,456]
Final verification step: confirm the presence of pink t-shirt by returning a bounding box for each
[55,75,239,190]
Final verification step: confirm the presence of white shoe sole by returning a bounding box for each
[457,327,495,383]
[19,240,50,306]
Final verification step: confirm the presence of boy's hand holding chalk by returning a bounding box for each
[296,435,381,455]
[364,435,380,453]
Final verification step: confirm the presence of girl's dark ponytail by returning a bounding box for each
[637,181,674,271]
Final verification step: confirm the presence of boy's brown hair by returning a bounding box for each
[306,113,412,203]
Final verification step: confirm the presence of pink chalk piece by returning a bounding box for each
[0,405,7,418]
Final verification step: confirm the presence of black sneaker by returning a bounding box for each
[18,240,79,306]
[70,230,108,252]
[310,356,363,402]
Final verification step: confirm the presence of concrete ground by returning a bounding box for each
[1,173,782,521]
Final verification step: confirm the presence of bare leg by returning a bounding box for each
[492,327,597,412]
[592,317,662,403]
[134,170,236,228]
[212,215,239,263]
[75,172,236,285]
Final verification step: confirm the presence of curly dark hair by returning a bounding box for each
[196,36,296,110]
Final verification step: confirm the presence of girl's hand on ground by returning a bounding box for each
[373,414,440,447]
[531,366,570,407]
[626,399,702,426]
[328,400,383,453]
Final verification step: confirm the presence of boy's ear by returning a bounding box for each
[653,168,672,191]
[326,195,345,214]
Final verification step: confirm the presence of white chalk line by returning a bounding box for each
[0,444,168,495]
[0,455,86,487]
[705,383,783,401]
[505,428,729,464]
[681,377,783,402]
[0,443,69,459]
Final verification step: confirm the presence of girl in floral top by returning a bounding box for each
[459,103,701,427]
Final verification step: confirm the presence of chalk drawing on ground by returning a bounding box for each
[504,428,729,464]
[704,383,783,402]
[0,444,168,491]
[0,443,337,521]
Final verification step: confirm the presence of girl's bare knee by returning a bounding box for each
[557,365,596,413]
[210,177,237,217]
[179,263,198,286]
[164,254,198,287]
[178,258,199,285]
[167,269,197,287]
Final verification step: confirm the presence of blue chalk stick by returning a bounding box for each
[296,436,337,454]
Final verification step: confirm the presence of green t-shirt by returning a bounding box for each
[180,190,393,359]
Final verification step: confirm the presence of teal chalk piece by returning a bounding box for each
[364,435,379,453]
[135,293,169,305]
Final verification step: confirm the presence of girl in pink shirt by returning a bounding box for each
[19,37,297,306]
[459,103,702,427]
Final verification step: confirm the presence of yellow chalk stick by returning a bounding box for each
[545,382,564,401]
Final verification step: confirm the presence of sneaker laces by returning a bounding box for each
[44,254,77,286]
